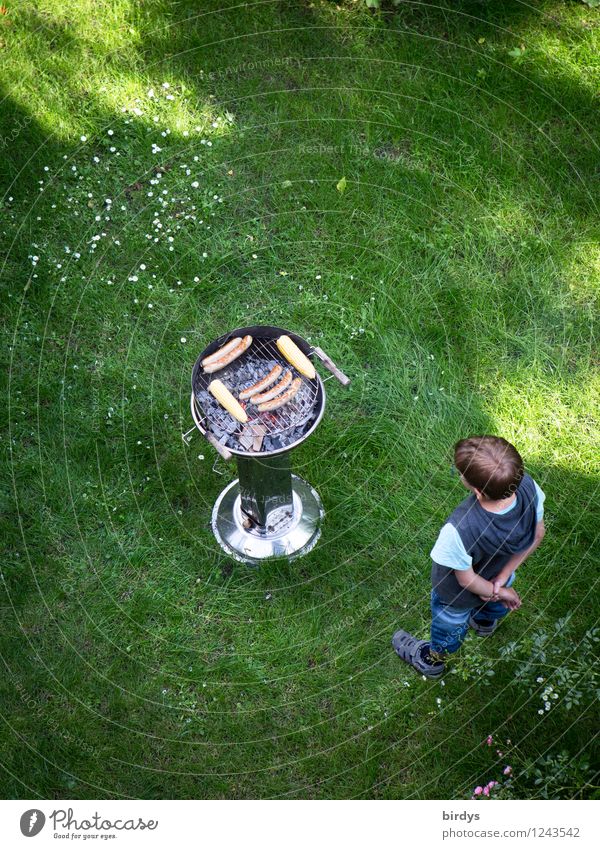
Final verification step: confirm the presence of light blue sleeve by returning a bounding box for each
[533,480,545,523]
[430,523,472,570]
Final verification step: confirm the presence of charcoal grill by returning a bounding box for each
[182,324,349,564]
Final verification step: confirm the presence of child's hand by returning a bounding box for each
[479,580,502,602]
[498,587,521,610]
[478,589,501,602]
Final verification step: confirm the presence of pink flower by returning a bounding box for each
[503,766,512,776]
[486,735,493,746]
[483,786,490,796]
[473,786,483,796]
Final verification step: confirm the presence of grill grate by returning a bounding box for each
[193,336,320,441]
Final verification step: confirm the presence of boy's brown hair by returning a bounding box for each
[454,435,524,500]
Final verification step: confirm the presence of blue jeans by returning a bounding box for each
[430,573,516,656]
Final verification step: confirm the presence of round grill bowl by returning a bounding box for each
[190,325,326,458]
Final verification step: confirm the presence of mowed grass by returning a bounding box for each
[1,0,599,799]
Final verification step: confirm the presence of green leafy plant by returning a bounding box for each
[506,622,600,716]
[469,739,597,800]
[522,751,596,799]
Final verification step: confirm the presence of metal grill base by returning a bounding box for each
[211,475,324,566]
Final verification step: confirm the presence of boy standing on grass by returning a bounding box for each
[392,435,546,679]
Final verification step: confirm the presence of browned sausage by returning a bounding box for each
[257,377,302,411]
[239,364,283,400]
[203,335,252,373]
[250,370,292,405]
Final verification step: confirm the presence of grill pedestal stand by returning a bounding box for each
[212,453,324,565]
[184,325,350,565]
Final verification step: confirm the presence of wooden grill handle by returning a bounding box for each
[312,346,351,387]
[205,432,233,462]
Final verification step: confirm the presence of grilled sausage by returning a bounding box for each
[257,378,302,412]
[239,364,283,400]
[202,337,243,367]
[250,370,292,405]
[203,335,252,373]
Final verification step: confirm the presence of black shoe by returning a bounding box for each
[469,615,499,637]
[392,630,445,679]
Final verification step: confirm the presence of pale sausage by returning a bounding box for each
[202,337,243,367]
[203,335,252,373]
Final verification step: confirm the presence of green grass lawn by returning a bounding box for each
[1,0,599,799]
